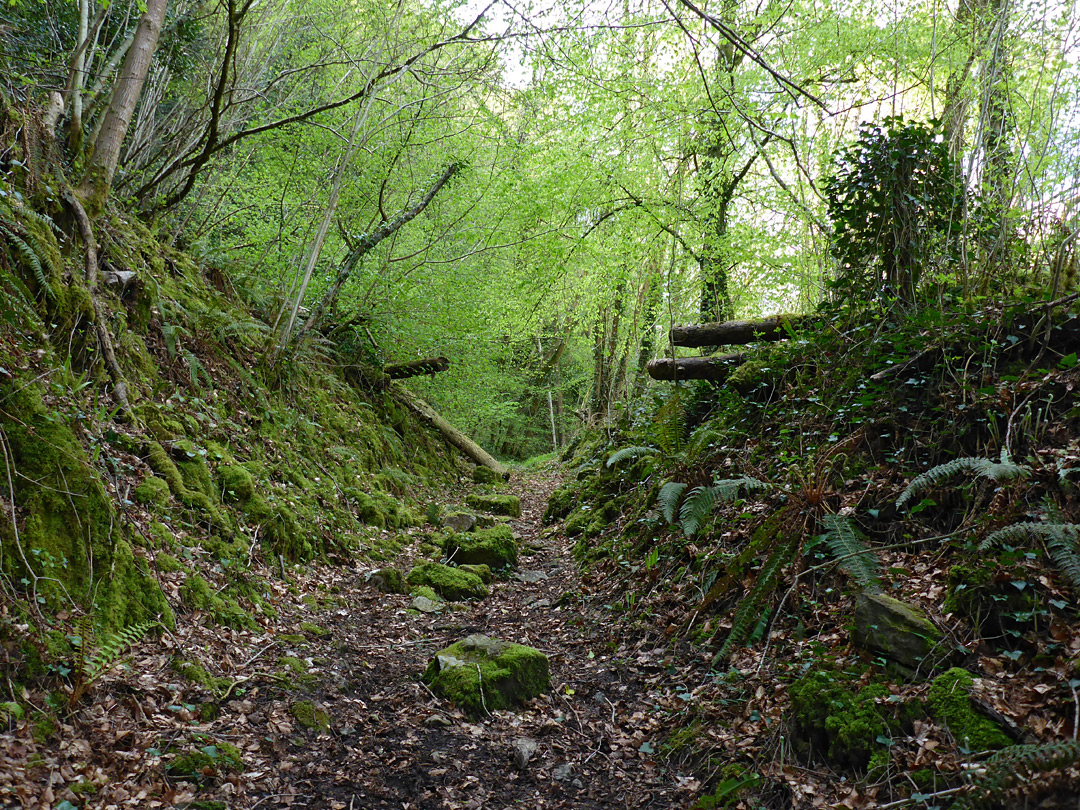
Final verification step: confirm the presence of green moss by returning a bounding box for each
[789,669,894,771]
[459,564,493,583]
[218,464,254,503]
[32,714,55,744]
[728,359,776,396]
[543,484,578,524]
[134,476,171,507]
[927,668,1012,751]
[172,659,232,692]
[69,780,97,796]
[289,700,330,731]
[410,585,441,602]
[563,508,591,537]
[179,574,254,629]
[444,525,518,569]
[155,552,185,574]
[406,562,488,601]
[370,568,407,593]
[278,656,309,675]
[0,380,171,632]
[166,741,244,779]
[472,466,502,485]
[422,635,550,718]
[300,621,329,638]
[145,440,225,526]
[466,493,521,518]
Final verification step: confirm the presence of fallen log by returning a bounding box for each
[646,353,746,381]
[393,385,509,480]
[384,356,449,379]
[670,314,807,348]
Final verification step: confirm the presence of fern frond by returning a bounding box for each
[953,740,1080,810]
[653,391,686,454]
[1,224,48,290]
[606,446,657,468]
[83,620,159,682]
[716,537,797,660]
[679,485,719,537]
[981,523,1080,592]
[658,481,688,525]
[821,514,880,588]
[896,454,1030,510]
[713,476,772,501]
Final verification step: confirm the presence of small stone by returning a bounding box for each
[411,595,443,613]
[424,714,453,728]
[592,692,609,706]
[552,763,572,781]
[527,598,551,609]
[512,737,538,769]
[513,570,548,584]
[442,512,477,533]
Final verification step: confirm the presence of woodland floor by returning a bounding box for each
[4,471,715,809]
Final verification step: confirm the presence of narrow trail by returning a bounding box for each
[257,470,691,809]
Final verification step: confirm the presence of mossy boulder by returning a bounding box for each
[543,484,578,524]
[443,525,518,569]
[442,511,477,533]
[218,465,254,503]
[459,564,494,583]
[472,466,502,485]
[852,592,949,675]
[133,476,171,507]
[789,669,894,771]
[465,493,521,518]
[728,359,777,397]
[179,574,255,629]
[927,668,1012,751]
[369,568,407,594]
[406,562,488,601]
[423,634,550,718]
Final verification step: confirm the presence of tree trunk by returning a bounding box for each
[393,386,508,480]
[670,314,807,348]
[647,354,746,381]
[76,0,168,214]
[383,356,449,379]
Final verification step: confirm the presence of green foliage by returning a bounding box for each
[662,477,771,537]
[69,618,159,706]
[980,522,1080,592]
[606,446,657,467]
[896,451,1029,511]
[820,514,881,588]
[716,535,798,661]
[657,482,688,525]
[952,741,1080,810]
[652,391,687,454]
[824,117,966,303]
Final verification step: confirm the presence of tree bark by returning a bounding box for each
[76,0,168,213]
[393,385,509,480]
[383,356,449,379]
[670,314,807,347]
[646,353,746,381]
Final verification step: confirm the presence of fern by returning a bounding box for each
[606,446,657,468]
[714,476,772,500]
[679,485,719,537]
[70,619,159,705]
[896,450,1029,510]
[981,522,1080,592]
[952,740,1080,810]
[715,537,798,661]
[1,224,48,289]
[658,481,687,525]
[821,514,881,588]
[652,390,686,454]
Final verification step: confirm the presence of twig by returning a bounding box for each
[1070,678,1079,742]
[475,663,489,716]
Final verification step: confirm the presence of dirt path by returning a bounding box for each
[258,471,691,809]
[5,471,702,809]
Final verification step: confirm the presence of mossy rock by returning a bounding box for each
[369,568,407,594]
[172,659,232,692]
[290,700,331,731]
[442,511,477,533]
[728,359,777,397]
[133,476,171,507]
[472,466,502,485]
[465,493,521,518]
[410,585,441,602]
[543,484,578,524]
[218,465,254,503]
[563,508,591,537]
[444,525,518,569]
[459,564,494,583]
[406,562,488,601]
[789,668,894,771]
[852,592,949,675]
[166,741,244,780]
[927,668,1012,751]
[423,634,550,718]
